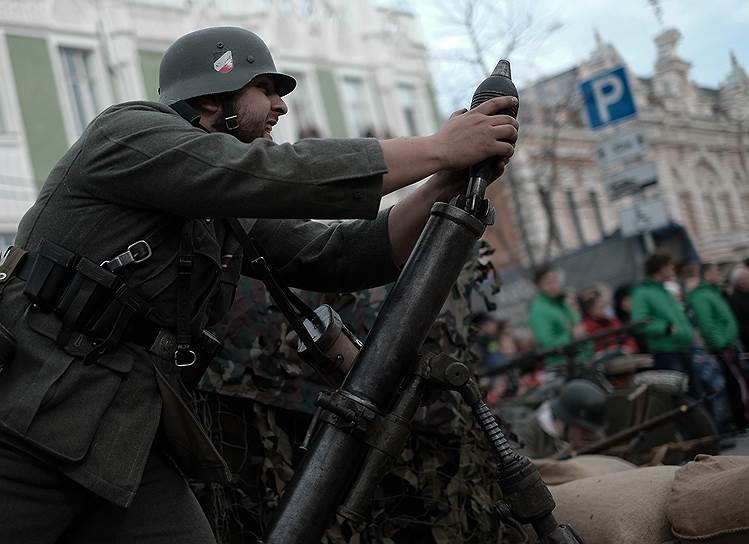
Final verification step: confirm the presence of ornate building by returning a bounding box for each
[0,0,441,252]
[500,28,749,267]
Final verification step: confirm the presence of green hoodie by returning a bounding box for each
[528,293,589,368]
[631,279,693,353]
[686,281,738,351]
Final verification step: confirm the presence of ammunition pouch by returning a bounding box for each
[20,241,126,333]
[10,239,157,364]
[22,239,77,311]
[57,258,124,335]
[11,238,222,379]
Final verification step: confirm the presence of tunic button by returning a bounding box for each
[353,191,362,200]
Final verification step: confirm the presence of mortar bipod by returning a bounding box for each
[322,351,583,543]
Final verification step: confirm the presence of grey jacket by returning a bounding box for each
[0,101,399,506]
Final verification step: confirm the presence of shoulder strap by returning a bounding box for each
[227,219,319,318]
[175,222,196,367]
[226,218,328,365]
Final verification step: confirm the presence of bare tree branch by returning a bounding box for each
[646,0,663,25]
[426,0,567,267]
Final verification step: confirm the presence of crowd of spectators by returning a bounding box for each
[475,254,749,433]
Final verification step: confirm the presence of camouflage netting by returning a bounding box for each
[192,241,513,543]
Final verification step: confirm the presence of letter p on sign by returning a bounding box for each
[580,66,637,130]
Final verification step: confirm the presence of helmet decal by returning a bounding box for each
[213,50,234,74]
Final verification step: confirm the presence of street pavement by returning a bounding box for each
[722,431,749,455]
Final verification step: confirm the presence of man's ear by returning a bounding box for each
[190,95,221,114]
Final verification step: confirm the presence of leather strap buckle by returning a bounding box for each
[225,114,239,132]
[101,240,152,272]
[0,247,27,283]
[174,345,197,367]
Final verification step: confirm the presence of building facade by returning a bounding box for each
[0,0,442,252]
[501,28,749,268]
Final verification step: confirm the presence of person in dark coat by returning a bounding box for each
[0,27,519,543]
[730,266,749,352]
[688,263,747,429]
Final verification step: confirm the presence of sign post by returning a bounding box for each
[580,65,667,248]
[580,66,638,130]
[619,198,669,251]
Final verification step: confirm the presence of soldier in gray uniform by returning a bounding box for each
[0,27,518,543]
[515,380,608,459]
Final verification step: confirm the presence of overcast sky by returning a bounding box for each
[400,0,749,112]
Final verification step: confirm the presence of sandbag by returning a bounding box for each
[547,465,678,544]
[532,454,636,485]
[668,455,749,544]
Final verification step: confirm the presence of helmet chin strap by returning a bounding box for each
[220,93,239,134]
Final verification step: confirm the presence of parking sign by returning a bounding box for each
[580,66,637,129]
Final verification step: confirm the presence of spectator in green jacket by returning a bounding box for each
[528,264,588,371]
[687,263,748,429]
[631,253,700,397]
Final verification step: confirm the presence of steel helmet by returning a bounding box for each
[158,26,296,106]
[551,379,607,434]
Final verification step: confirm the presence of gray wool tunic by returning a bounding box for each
[0,101,400,506]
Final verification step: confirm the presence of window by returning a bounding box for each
[565,189,585,246]
[704,194,721,232]
[284,71,320,139]
[721,193,737,229]
[397,84,419,136]
[588,190,606,238]
[679,192,699,236]
[59,47,99,137]
[341,76,374,137]
[735,171,746,189]
[0,51,8,133]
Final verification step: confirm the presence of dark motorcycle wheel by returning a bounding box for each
[668,403,721,462]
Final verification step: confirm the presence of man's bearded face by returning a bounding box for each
[232,75,287,143]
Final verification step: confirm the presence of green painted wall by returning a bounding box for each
[315,67,347,137]
[138,49,163,102]
[5,34,69,188]
[425,80,444,128]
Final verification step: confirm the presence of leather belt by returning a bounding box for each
[3,247,172,358]
[3,247,207,370]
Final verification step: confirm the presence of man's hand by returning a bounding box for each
[433,96,519,171]
[426,104,516,200]
[379,95,518,195]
